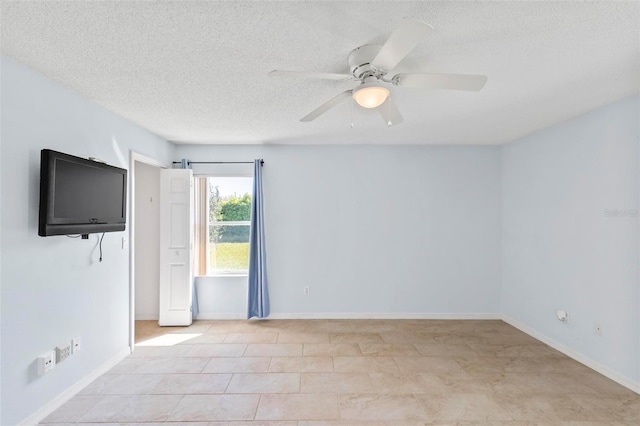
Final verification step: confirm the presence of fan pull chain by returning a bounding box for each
[350,98,354,128]
[387,96,392,126]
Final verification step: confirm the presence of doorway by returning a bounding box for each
[129,152,167,349]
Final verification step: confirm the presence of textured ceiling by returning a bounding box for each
[1,1,638,145]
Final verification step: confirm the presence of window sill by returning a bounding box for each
[199,272,249,278]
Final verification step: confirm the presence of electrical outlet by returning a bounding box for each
[557,310,568,322]
[37,351,56,375]
[71,337,82,354]
[56,344,71,363]
[594,324,602,336]
[303,287,310,295]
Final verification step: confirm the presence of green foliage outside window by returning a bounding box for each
[208,183,221,242]
[220,193,251,221]
[208,185,252,239]
[208,180,252,271]
[218,193,251,242]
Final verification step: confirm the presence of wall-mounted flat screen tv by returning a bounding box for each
[39,149,127,237]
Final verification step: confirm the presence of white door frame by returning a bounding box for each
[129,151,170,351]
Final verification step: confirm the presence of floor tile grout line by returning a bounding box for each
[299,368,303,393]
[411,391,429,421]
[223,370,235,394]
[391,355,401,373]
[252,393,262,421]
[163,393,187,423]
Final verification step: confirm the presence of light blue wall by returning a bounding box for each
[176,144,503,317]
[3,51,637,423]
[501,95,640,388]
[0,56,174,425]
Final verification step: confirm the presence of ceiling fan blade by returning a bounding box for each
[378,97,404,126]
[269,70,352,81]
[394,73,488,91]
[300,90,353,122]
[371,19,433,72]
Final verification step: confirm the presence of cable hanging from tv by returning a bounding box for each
[98,232,105,262]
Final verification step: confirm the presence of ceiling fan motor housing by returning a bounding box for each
[348,45,385,80]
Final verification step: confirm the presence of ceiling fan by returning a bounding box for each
[269,19,487,126]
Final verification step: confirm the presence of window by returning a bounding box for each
[194,176,253,275]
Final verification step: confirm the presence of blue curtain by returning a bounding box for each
[247,159,270,319]
[179,158,199,320]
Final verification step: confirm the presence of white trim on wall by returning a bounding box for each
[197,313,247,320]
[135,314,160,321]
[196,312,502,320]
[502,314,640,395]
[18,348,131,426]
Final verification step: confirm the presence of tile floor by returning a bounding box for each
[40,319,640,425]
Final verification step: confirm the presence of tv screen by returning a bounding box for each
[39,149,127,237]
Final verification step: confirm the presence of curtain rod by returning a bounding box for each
[172,160,264,165]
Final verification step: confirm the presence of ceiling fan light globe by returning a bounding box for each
[352,86,390,109]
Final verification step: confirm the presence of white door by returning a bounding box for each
[159,169,193,326]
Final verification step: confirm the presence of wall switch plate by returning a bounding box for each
[38,351,56,375]
[303,287,310,295]
[71,337,82,354]
[56,344,71,363]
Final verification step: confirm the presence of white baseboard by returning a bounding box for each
[18,347,132,426]
[268,312,501,320]
[196,312,246,320]
[135,314,159,320]
[196,312,501,320]
[502,314,640,395]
